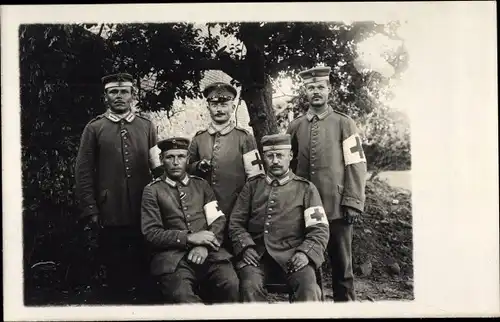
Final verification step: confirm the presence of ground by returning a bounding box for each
[26,171,413,305]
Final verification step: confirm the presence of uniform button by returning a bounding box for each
[89,205,93,208]
[311,171,315,175]
[183,207,188,210]
[268,215,271,219]
[264,230,269,234]
[311,164,315,167]
[125,151,129,155]
[265,222,270,226]
[124,137,127,140]
[270,200,274,204]
[127,174,131,178]
[126,167,130,170]
[242,243,246,247]
[268,208,273,211]
[176,239,181,243]
[187,215,190,218]
[125,159,129,162]
[356,200,360,204]
[187,223,191,226]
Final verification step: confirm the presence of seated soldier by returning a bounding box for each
[228,134,330,302]
[141,137,239,304]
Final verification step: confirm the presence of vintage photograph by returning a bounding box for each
[20,20,413,306]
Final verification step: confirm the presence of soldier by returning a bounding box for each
[187,82,265,247]
[286,66,367,302]
[141,137,239,304]
[74,72,161,304]
[228,134,330,302]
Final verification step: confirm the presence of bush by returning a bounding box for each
[21,25,115,303]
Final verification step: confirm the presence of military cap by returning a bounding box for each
[157,137,190,153]
[101,73,134,90]
[261,134,292,152]
[298,66,331,84]
[203,82,237,102]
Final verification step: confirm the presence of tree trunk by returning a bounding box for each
[241,76,278,151]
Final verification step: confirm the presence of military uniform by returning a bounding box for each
[188,82,265,246]
[141,138,239,304]
[286,66,367,302]
[229,134,330,302]
[75,73,159,303]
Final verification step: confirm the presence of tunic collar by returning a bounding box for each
[164,174,190,187]
[265,169,294,186]
[207,121,235,136]
[104,109,136,123]
[306,106,332,121]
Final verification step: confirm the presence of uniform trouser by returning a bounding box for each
[328,219,356,302]
[158,258,239,304]
[238,253,321,302]
[98,226,155,304]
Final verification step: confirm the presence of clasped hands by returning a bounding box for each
[186,230,220,265]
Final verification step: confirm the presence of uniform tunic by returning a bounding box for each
[188,122,265,219]
[75,110,158,227]
[287,107,367,302]
[141,174,232,276]
[286,107,367,220]
[228,171,330,272]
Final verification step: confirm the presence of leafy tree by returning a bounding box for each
[106,21,409,148]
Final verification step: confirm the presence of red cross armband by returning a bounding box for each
[203,200,225,226]
[149,145,162,169]
[304,206,329,228]
[243,149,265,178]
[342,133,366,166]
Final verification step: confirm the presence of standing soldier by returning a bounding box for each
[286,66,367,302]
[187,82,265,248]
[229,134,329,302]
[75,73,162,304]
[141,137,239,304]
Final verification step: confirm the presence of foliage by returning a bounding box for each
[361,107,411,174]
[106,21,409,146]
[20,24,115,298]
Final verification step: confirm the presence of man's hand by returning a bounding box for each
[342,207,360,225]
[242,247,260,267]
[197,159,212,173]
[287,251,309,273]
[187,230,220,251]
[187,246,209,265]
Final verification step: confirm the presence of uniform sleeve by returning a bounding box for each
[295,182,330,269]
[74,123,99,219]
[187,135,202,175]
[148,122,163,178]
[202,181,226,247]
[286,123,298,173]
[228,181,257,256]
[241,134,265,178]
[340,117,367,213]
[141,185,190,249]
